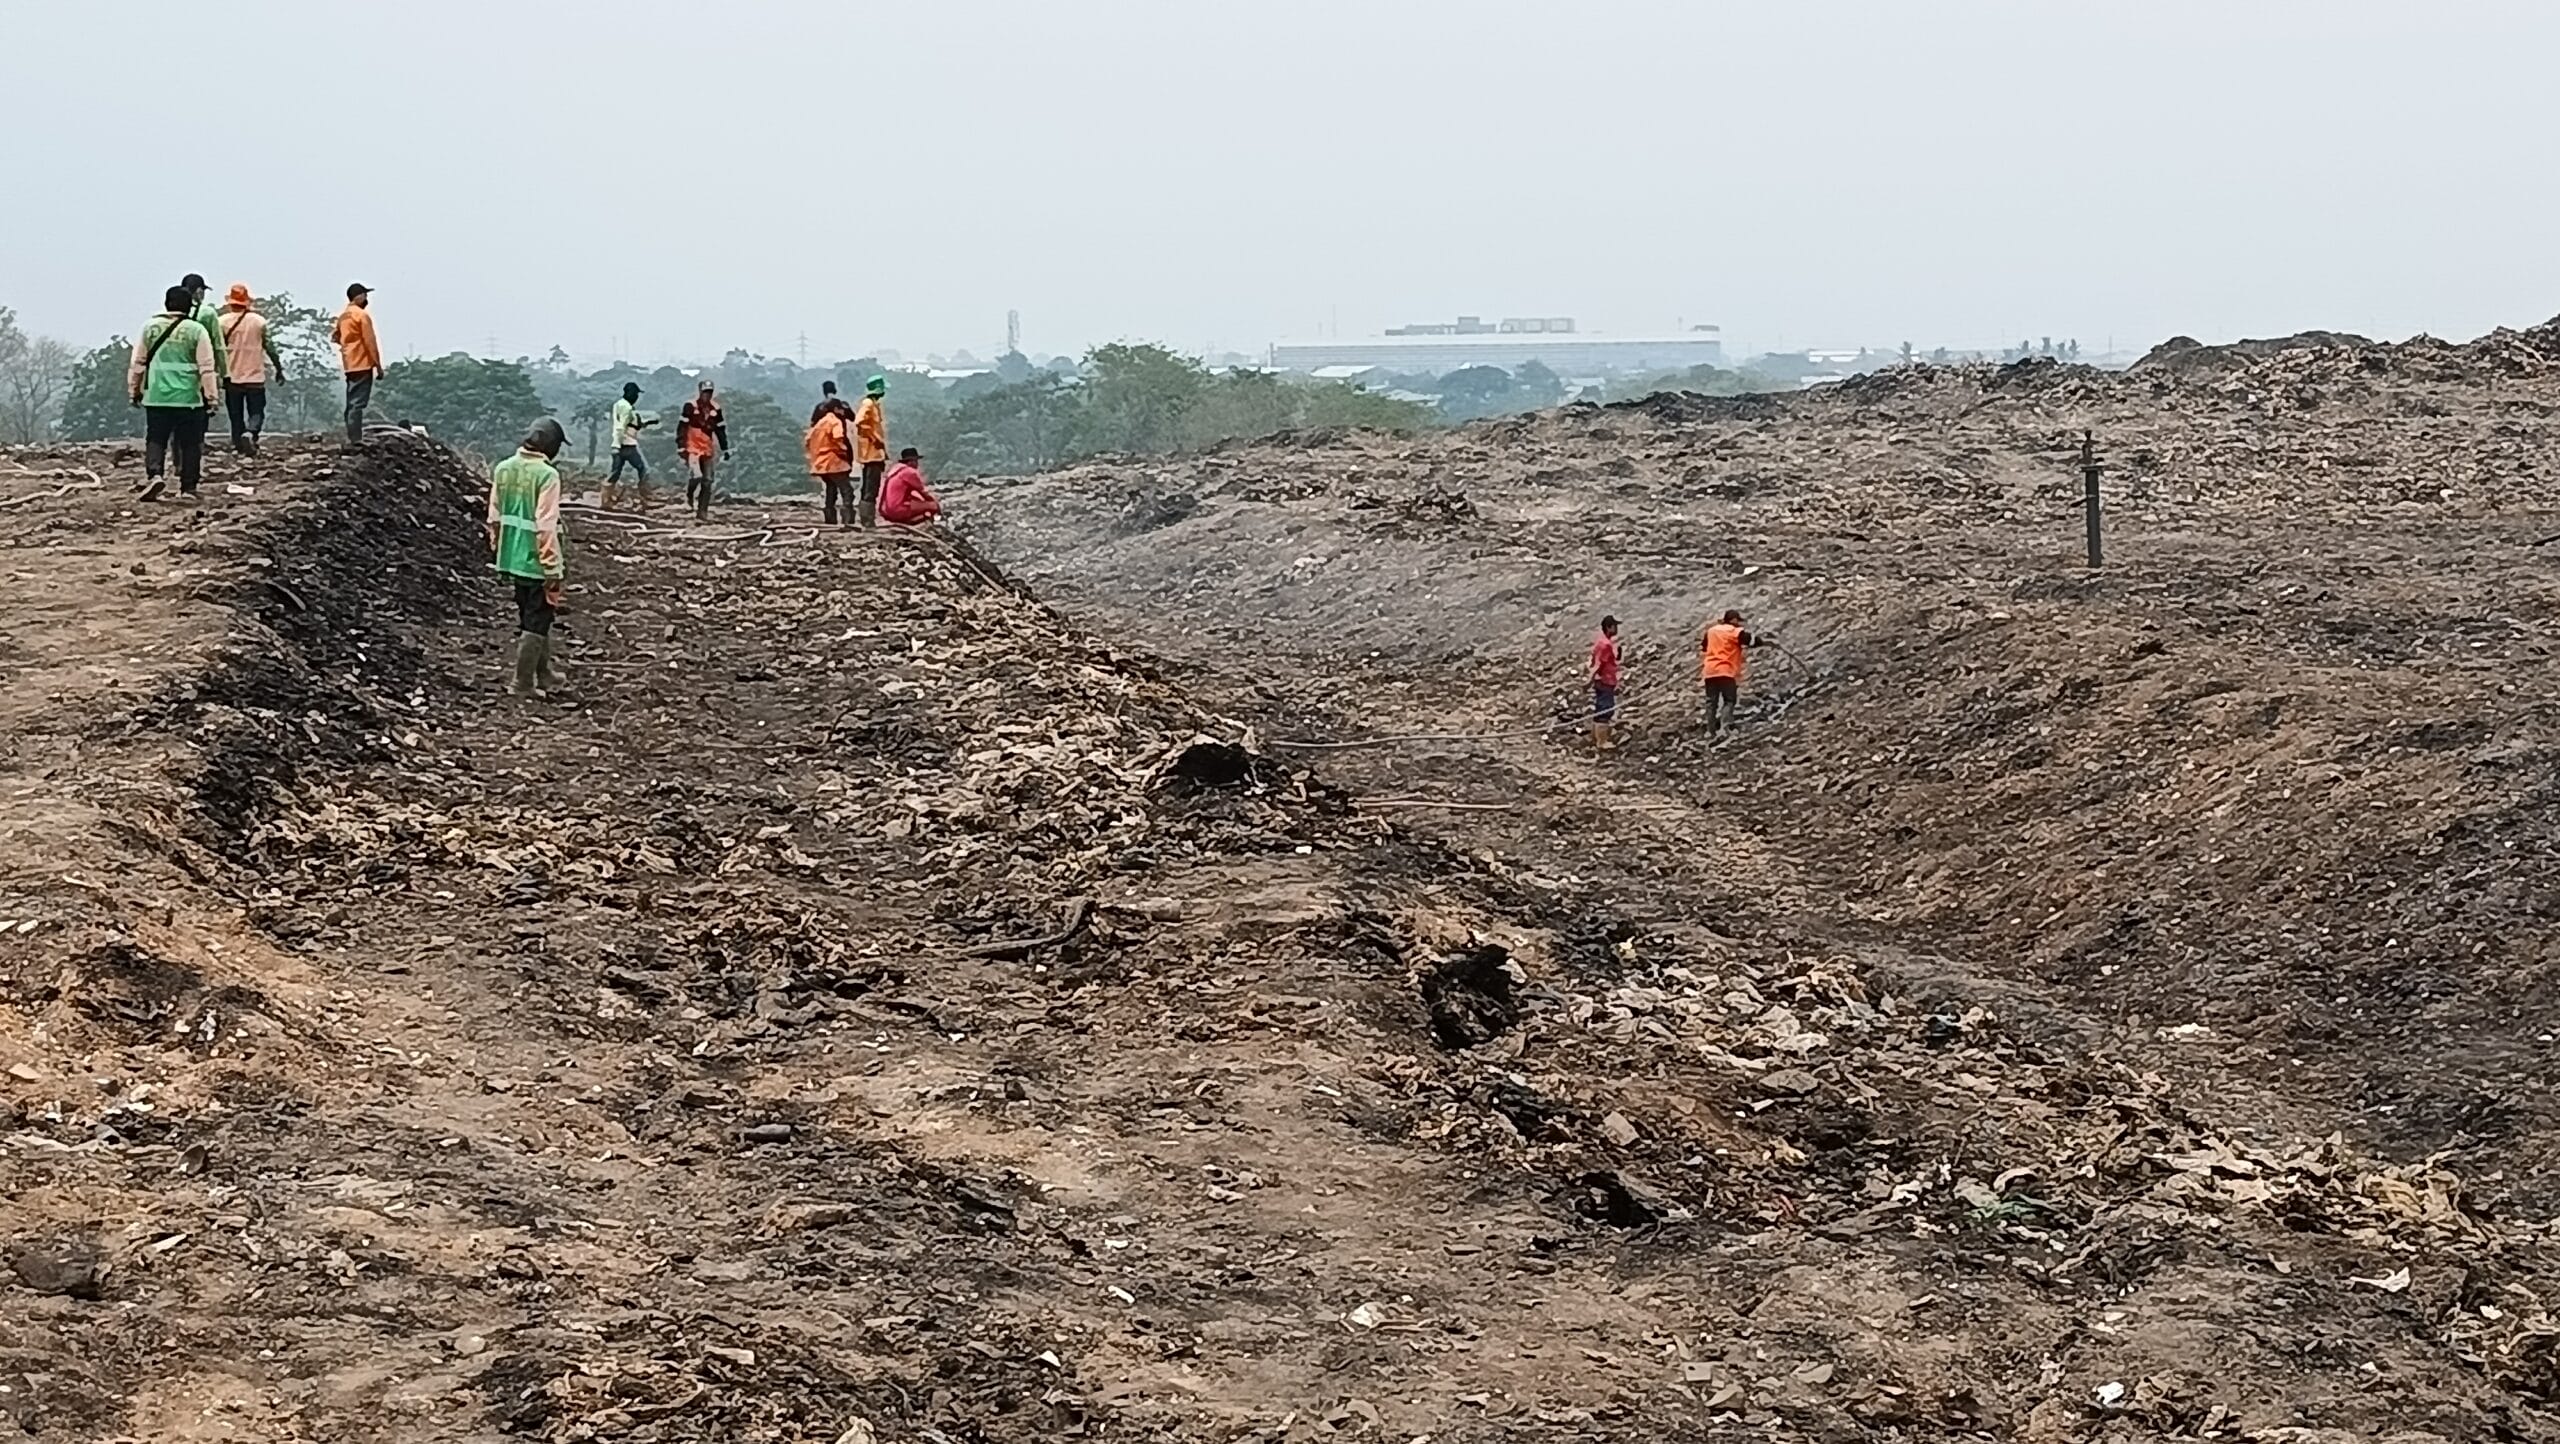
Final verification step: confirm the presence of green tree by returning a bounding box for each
[567,389,613,470]
[1294,380,1433,432]
[1181,367,1294,449]
[373,354,547,460]
[946,372,1081,476]
[56,339,133,443]
[1435,365,1522,421]
[1080,342,1205,454]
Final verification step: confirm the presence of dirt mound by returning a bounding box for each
[957,315,2560,1438]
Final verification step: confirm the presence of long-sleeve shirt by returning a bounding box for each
[853,395,887,464]
[611,398,643,448]
[804,413,854,475]
[219,309,282,385]
[878,462,940,524]
[128,313,220,408]
[488,448,565,581]
[334,304,382,375]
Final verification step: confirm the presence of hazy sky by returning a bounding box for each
[5,0,2554,365]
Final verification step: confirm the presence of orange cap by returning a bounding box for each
[225,283,252,306]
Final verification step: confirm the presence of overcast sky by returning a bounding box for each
[4,0,2553,365]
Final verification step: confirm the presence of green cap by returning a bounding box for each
[865,374,887,395]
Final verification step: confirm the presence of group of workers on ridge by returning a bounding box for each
[125,277,379,500]
[1589,609,1759,749]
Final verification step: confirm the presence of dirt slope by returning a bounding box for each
[6,317,2560,1444]
[950,320,2560,1438]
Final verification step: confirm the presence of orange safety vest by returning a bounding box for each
[805,413,854,475]
[1701,623,1747,681]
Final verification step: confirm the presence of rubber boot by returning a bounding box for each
[533,632,566,699]
[509,632,539,697]
[1593,721,1614,754]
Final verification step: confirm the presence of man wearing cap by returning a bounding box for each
[334,283,383,447]
[216,284,284,455]
[488,418,571,699]
[877,446,941,526]
[853,374,889,527]
[676,380,730,521]
[605,381,655,509]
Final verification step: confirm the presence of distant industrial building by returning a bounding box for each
[1272,316,1722,376]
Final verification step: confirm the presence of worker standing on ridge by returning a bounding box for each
[180,274,227,361]
[334,283,383,447]
[605,382,654,510]
[1590,614,1622,753]
[853,374,889,527]
[877,446,941,526]
[677,379,730,521]
[806,401,857,526]
[811,378,857,427]
[489,418,571,700]
[1699,608,1757,735]
[217,284,283,455]
[127,284,222,502]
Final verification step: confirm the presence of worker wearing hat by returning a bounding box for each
[677,379,730,521]
[334,283,383,447]
[216,284,284,455]
[853,374,889,528]
[489,417,571,698]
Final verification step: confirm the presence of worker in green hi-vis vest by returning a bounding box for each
[487,418,571,699]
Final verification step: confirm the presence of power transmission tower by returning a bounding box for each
[797,332,808,367]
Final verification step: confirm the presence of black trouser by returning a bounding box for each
[858,459,885,528]
[608,445,647,483]
[512,579,556,636]
[224,383,267,448]
[344,372,374,445]
[1703,676,1739,731]
[144,406,209,494]
[820,473,855,524]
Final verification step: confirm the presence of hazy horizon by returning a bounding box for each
[6,0,2554,367]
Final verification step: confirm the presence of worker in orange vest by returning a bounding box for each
[853,375,889,527]
[1699,609,1757,734]
[805,404,858,527]
[677,380,730,521]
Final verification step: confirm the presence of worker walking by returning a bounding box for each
[877,447,942,525]
[334,283,383,446]
[1699,608,1757,734]
[677,380,729,521]
[605,382,654,509]
[1590,615,1622,753]
[853,374,888,527]
[216,284,283,455]
[488,418,570,699]
[806,403,857,526]
[127,285,222,502]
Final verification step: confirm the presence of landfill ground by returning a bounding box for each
[0,324,2556,1444]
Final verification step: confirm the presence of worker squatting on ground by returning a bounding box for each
[1589,615,1623,752]
[854,375,889,527]
[879,447,942,525]
[335,284,383,446]
[805,402,859,526]
[216,284,284,456]
[678,380,731,521]
[605,382,655,509]
[490,419,570,699]
[127,286,222,502]
[1701,608,1757,733]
